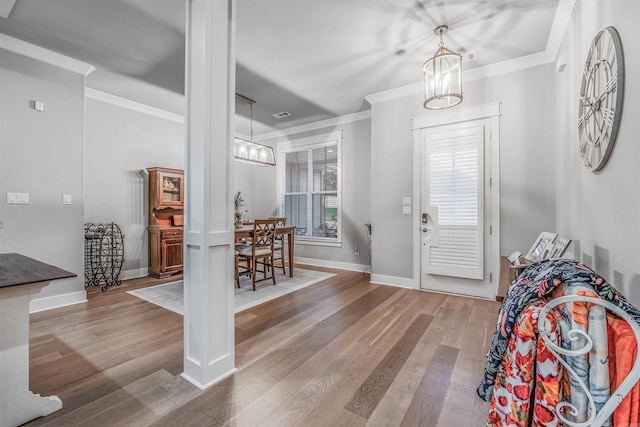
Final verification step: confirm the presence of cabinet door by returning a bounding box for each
[161,238,183,272]
[158,171,184,207]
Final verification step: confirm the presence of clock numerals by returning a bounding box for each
[602,73,617,97]
[601,106,615,129]
[591,72,617,108]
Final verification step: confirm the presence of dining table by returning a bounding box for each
[235,224,296,277]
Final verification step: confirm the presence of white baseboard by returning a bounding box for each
[369,274,417,289]
[294,257,370,273]
[29,290,87,313]
[294,258,417,291]
[120,267,149,280]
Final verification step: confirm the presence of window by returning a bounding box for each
[278,132,341,245]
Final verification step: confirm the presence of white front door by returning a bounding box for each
[413,105,500,300]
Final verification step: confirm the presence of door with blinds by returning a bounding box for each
[420,120,493,296]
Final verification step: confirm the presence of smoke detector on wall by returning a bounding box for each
[272,111,291,119]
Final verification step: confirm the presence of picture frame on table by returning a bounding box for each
[524,232,558,262]
[548,235,571,259]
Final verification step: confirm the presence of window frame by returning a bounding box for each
[277,131,342,247]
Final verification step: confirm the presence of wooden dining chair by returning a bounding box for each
[237,219,277,291]
[234,250,251,288]
[234,250,241,288]
[271,217,287,275]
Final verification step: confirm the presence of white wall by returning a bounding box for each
[84,94,185,277]
[369,63,557,283]
[257,117,372,270]
[0,44,88,308]
[233,157,278,221]
[555,0,640,304]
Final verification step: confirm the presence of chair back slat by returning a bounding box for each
[270,217,286,241]
[253,219,276,248]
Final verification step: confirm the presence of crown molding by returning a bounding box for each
[364,82,423,106]
[464,51,554,81]
[0,33,95,76]
[546,0,578,60]
[85,88,185,123]
[256,109,370,141]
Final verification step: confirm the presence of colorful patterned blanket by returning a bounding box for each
[478,258,640,402]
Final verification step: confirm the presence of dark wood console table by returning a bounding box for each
[0,253,76,426]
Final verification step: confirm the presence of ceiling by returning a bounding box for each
[0,0,562,135]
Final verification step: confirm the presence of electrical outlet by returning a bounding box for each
[354,246,360,255]
[31,100,45,112]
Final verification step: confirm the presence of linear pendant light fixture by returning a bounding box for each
[423,25,463,110]
[234,94,276,166]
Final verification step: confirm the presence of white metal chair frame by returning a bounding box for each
[539,295,640,427]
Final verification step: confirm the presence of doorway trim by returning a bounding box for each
[411,103,501,299]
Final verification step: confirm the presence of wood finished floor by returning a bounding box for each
[24,266,500,427]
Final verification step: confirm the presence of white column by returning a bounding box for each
[182,0,236,389]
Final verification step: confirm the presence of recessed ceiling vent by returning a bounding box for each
[272,111,291,119]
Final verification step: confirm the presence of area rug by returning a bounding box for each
[127,268,335,314]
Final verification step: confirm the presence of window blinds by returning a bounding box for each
[427,129,483,279]
[281,142,339,241]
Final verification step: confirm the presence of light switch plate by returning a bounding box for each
[7,192,29,204]
[63,194,72,205]
[402,205,411,215]
[402,197,411,206]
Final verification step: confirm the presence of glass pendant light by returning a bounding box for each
[423,25,463,110]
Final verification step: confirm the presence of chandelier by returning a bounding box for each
[234,95,275,166]
[234,138,275,166]
[423,25,463,110]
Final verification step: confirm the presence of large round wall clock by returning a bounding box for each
[577,26,624,172]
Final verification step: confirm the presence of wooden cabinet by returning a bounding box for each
[148,228,183,277]
[147,167,184,278]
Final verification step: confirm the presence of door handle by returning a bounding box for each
[422,206,439,245]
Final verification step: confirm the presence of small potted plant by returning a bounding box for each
[234,192,244,228]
